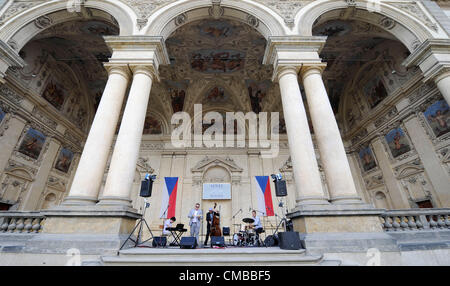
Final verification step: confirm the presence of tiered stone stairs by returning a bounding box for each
[100,247,341,266]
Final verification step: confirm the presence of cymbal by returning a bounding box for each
[242,218,254,223]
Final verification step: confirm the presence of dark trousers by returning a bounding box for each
[204,224,211,245]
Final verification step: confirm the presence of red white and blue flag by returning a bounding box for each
[255,176,275,216]
[159,177,179,219]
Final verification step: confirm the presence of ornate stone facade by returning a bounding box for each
[0,0,449,265]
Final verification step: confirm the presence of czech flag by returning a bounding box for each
[255,176,275,216]
[159,177,179,218]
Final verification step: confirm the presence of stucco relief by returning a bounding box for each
[0,1,44,26]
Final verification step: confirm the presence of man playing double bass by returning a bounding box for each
[204,206,220,247]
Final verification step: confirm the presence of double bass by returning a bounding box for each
[210,203,222,237]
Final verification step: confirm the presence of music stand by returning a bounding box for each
[119,198,156,250]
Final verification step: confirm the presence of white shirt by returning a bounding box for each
[163,219,172,235]
[253,216,262,229]
[192,210,199,223]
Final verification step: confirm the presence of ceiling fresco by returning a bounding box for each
[154,18,280,121]
[313,20,412,117]
[14,20,119,131]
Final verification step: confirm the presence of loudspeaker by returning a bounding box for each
[180,237,197,249]
[211,236,225,247]
[274,180,287,197]
[140,179,154,197]
[278,232,302,250]
[152,236,167,247]
[222,227,230,236]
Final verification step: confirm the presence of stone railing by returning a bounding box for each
[0,211,45,233]
[380,209,450,232]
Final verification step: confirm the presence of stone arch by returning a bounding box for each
[186,80,246,114]
[372,190,392,209]
[203,165,232,183]
[296,0,437,52]
[144,0,287,39]
[143,110,169,135]
[0,0,134,52]
[40,192,57,210]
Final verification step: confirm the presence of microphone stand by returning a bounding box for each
[255,210,266,247]
[231,209,242,246]
[119,198,155,251]
[159,204,170,246]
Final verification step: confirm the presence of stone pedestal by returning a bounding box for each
[28,206,141,255]
[287,207,400,256]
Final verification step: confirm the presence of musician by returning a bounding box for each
[251,210,263,245]
[204,207,220,246]
[188,203,203,244]
[251,210,263,231]
[163,217,176,236]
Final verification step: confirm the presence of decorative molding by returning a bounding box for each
[390,2,438,32]
[34,15,52,29]
[253,0,304,28]
[364,173,384,190]
[0,1,43,26]
[209,0,224,20]
[137,157,155,174]
[191,156,243,173]
[121,0,176,30]
[394,158,424,179]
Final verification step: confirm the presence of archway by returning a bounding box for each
[296,0,438,52]
[144,0,286,39]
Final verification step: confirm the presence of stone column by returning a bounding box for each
[403,113,450,206]
[435,71,450,105]
[277,66,329,208]
[301,65,362,205]
[21,137,61,210]
[371,136,411,209]
[99,66,154,207]
[0,113,26,173]
[64,64,131,205]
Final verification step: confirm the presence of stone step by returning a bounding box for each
[101,247,325,266]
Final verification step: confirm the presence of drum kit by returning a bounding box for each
[232,217,262,247]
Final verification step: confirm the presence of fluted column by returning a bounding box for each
[301,65,362,204]
[435,71,450,105]
[64,64,131,205]
[277,66,329,208]
[99,65,154,207]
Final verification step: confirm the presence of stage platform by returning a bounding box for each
[100,246,340,266]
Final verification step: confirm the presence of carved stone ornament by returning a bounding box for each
[137,157,155,174]
[121,0,176,30]
[191,156,243,173]
[391,3,438,32]
[0,1,44,26]
[253,0,305,28]
[34,15,53,29]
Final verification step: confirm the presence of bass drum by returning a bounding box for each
[264,234,279,247]
[233,233,242,246]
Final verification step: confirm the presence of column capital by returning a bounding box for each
[275,65,301,81]
[129,64,158,81]
[103,63,132,80]
[299,63,327,80]
[0,40,25,83]
[434,69,450,84]
[263,36,327,82]
[104,36,170,82]
[402,39,450,83]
